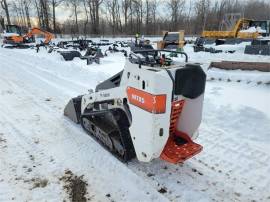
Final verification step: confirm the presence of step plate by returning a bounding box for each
[160,99,203,164]
[160,134,202,164]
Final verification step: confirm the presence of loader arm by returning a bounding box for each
[25,27,54,44]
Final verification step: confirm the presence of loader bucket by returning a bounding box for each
[64,96,82,124]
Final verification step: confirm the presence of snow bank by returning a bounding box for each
[240,26,267,33]
[1,33,20,37]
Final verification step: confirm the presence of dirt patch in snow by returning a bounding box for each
[0,133,6,142]
[60,169,88,202]
[158,187,167,194]
[32,178,49,189]
[0,133,7,149]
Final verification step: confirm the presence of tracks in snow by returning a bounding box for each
[0,48,270,201]
[0,50,168,202]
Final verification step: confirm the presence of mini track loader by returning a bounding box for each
[64,50,206,164]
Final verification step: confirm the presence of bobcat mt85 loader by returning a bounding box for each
[64,50,206,164]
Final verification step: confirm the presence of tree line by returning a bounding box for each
[1,0,270,36]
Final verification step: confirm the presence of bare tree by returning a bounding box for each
[0,15,4,29]
[82,0,89,36]
[194,0,210,33]
[1,0,10,24]
[132,0,143,34]
[122,0,130,34]
[145,0,150,34]
[19,0,27,27]
[106,0,122,35]
[167,0,185,31]
[34,0,42,27]
[244,0,270,20]
[2,0,269,36]
[43,0,50,30]
[50,0,63,33]
[185,0,193,34]
[36,0,51,30]
[67,0,81,35]
[23,0,31,28]
[87,0,103,34]
[11,1,26,27]
[142,0,158,34]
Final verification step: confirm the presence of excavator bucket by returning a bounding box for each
[64,96,82,124]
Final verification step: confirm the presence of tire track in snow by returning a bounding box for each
[0,51,211,201]
[0,50,205,200]
[0,54,85,97]
[127,101,270,202]
[0,77,67,201]
[127,122,270,202]
[126,92,270,201]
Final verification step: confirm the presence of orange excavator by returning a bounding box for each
[2,25,54,46]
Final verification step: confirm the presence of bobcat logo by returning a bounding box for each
[127,87,166,114]
[131,94,145,104]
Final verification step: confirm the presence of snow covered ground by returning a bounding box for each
[0,39,269,202]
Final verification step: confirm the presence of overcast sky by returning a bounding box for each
[1,0,252,24]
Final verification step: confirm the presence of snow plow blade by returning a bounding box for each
[64,96,82,124]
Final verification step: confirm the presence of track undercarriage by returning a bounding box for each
[80,104,135,162]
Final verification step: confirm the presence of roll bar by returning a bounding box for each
[132,49,188,62]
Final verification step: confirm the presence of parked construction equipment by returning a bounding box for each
[157,31,185,50]
[114,41,129,48]
[130,38,154,53]
[59,46,104,65]
[64,49,206,164]
[93,39,112,46]
[203,18,270,39]
[2,25,54,47]
[245,38,270,56]
[198,18,270,47]
[209,61,270,72]
[104,44,127,57]
[57,39,93,50]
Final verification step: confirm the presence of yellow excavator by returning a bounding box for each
[202,18,270,39]
[2,25,54,46]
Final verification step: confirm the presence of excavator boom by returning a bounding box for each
[3,25,54,46]
[25,27,54,44]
